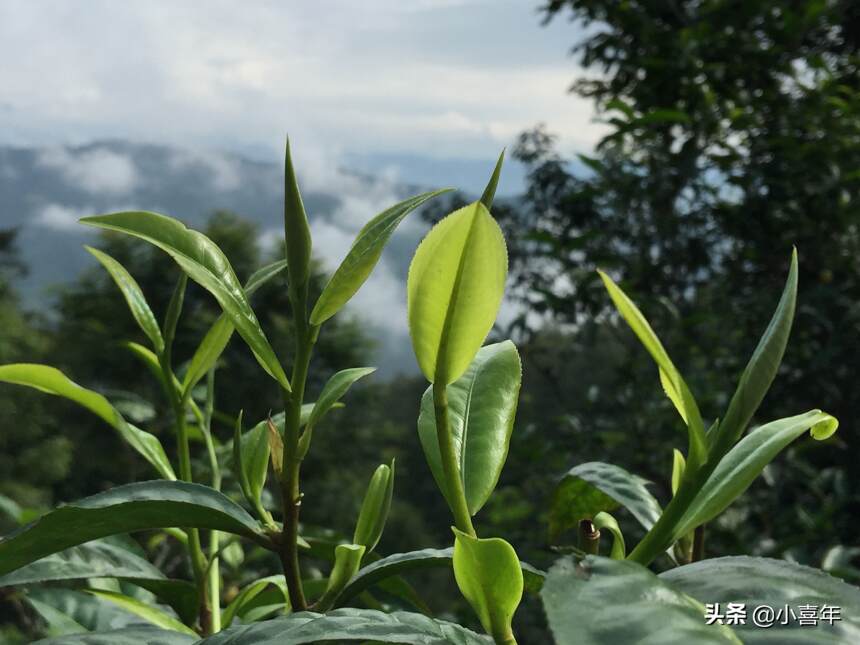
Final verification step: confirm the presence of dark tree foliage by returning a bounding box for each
[502,0,860,564]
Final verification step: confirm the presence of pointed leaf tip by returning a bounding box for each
[480,149,506,209]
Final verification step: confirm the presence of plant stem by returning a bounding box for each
[161,354,211,634]
[578,519,601,555]
[203,370,221,632]
[278,311,314,611]
[692,525,705,562]
[432,381,476,537]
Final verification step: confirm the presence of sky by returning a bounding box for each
[0,0,605,374]
[0,0,603,184]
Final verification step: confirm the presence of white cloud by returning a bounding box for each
[33,204,92,232]
[37,147,138,194]
[168,149,241,191]
[0,1,600,160]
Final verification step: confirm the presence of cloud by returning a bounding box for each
[37,147,138,194]
[33,204,92,232]
[168,149,241,191]
[0,1,600,160]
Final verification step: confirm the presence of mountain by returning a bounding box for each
[0,140,445,376]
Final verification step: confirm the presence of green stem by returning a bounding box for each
[203,371,221,633]
[278,309,314,611]
[578,519,600,555]
[161,356,211,634]
[432,381,476,537]
[692,525,705,562]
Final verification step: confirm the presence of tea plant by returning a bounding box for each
[0,141,856,644]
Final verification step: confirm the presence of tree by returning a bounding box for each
[502,0,860,561]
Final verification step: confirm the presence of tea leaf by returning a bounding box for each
[674,410,838,539]
[714,249,798,451]
[0,480,265,575]
[200,608,491,644]
[85,589,197,636]
[479,149,505,209]
[417,341,521,515]
[542,556,740,644]
[593,512,626,559]
[452,528,523,644]
[338,547,545,607]
[408,202,507,384]
[310,189,451,325]
[307,367,376,430]
[86,247,164,354]
[0,539,164,587]
[353,461,395,552]
[0,364,175,480]
[660,556,860,644]
[182,260,288,396]
[80,211,290,391]
[598,271,707,472]
[32,625,196,645]
[283,139,313,292]
[548,461,662,544]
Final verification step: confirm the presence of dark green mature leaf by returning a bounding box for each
[80,211,290,390]
[452,529,522,644]
[182,260,288,396]
[131,579,198,627]
[673,410,838,539]
[542,556,740,645]
[310,189,451,325]
[408,202,508,385]
[200,608,491,644]
[33,626,197,645]
[0,481,264,575]
[661,557,860,644]
[418,341,521,516]
[86,246,164,353]
[0,539,164,587]
[0,364,175,480]
[337,548,544,606]
[713,250,798,452]
[598,271,707,472]
[24,588,148,636]
[85,589,196,635]
[548,461,662,543]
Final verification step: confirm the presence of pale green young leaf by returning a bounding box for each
[0,364,175,480]
[598,271,707,472]
[86,246,164,353]
[593,512,626,559]
[241,415,274,512]
[408,202,507,384]
[671,449,686,496]
[162,273,187,356]
[310,189,451,325]
[307,367,376,430]
[353,461,395,552]
[85,589,197,636]
[479,149,505,209]
[452,528,523,644]
[417,341,521,515]
[674,410,838,539]
[713,249,798,452]
[316,544,366,610]
[80,211,290,391]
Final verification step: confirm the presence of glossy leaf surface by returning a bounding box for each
[33,626,196,645]
[417,341,521,515]
[86,246,164,353]
[452,529,523,644]
[80,211,289,390]
[0,481,263,575]
[548,461,662,543]
[310,189,451,325]
[542,556,740,644]
[0,364,175,480]
[408,202,507,384]
[674,410,838,538]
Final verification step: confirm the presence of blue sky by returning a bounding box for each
[0,0,603,192]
